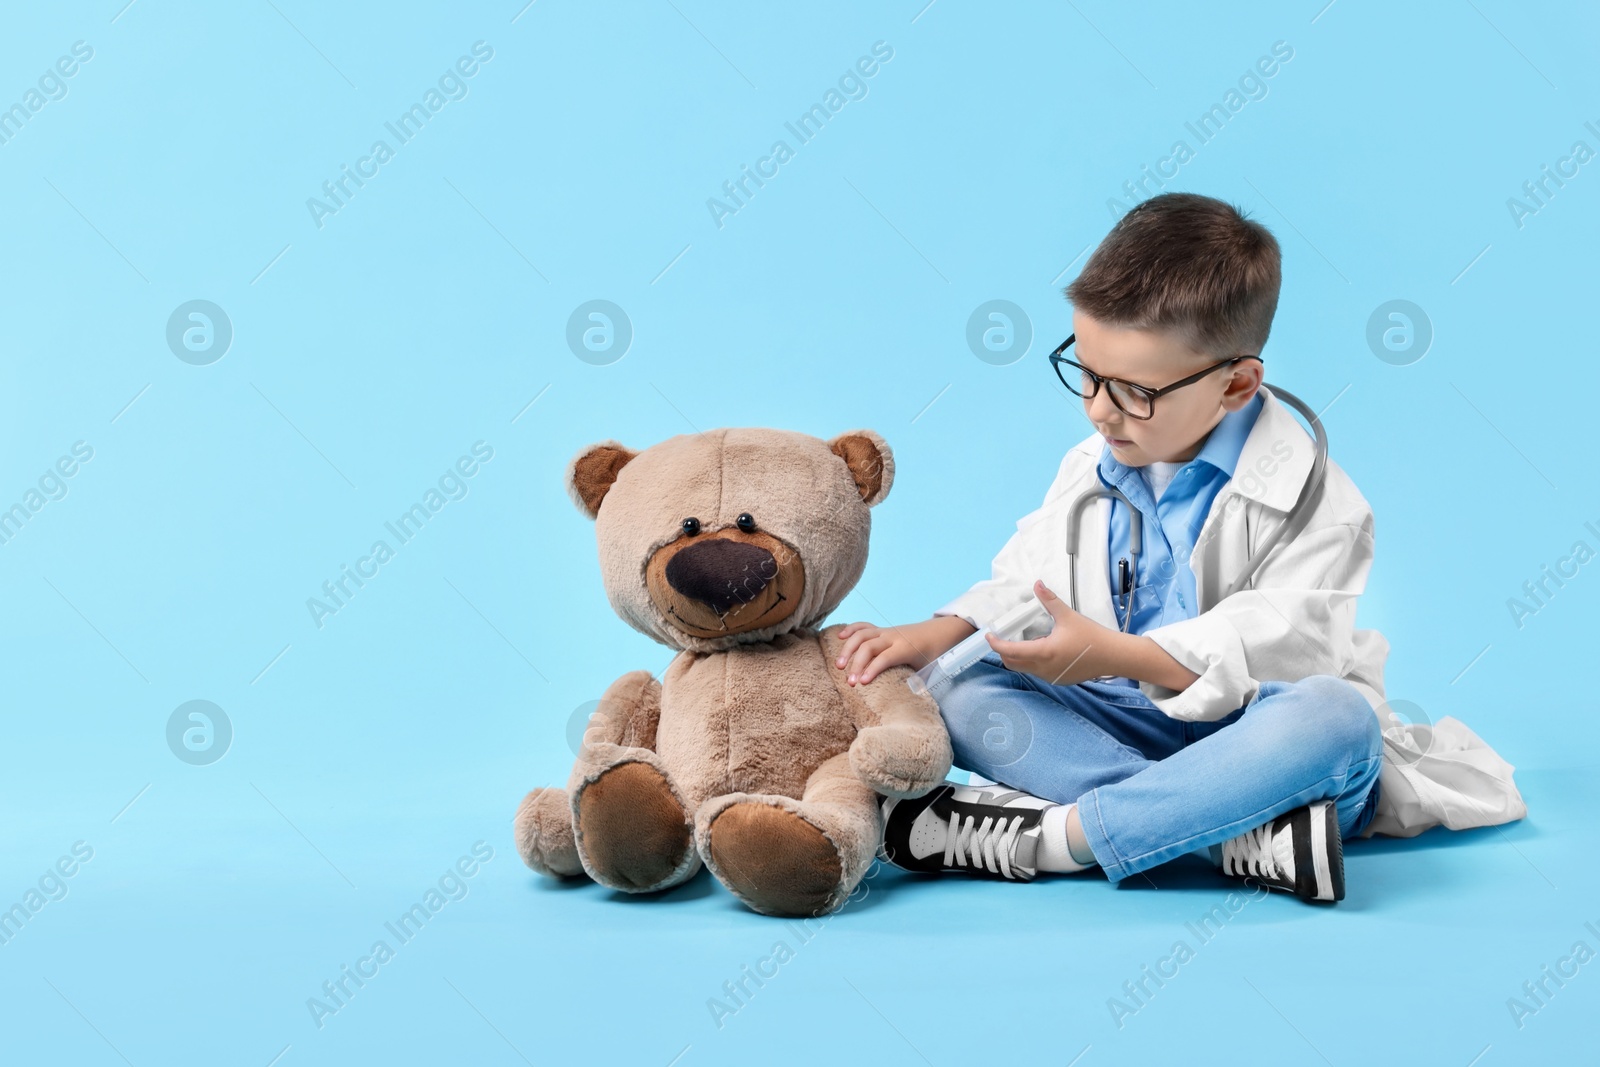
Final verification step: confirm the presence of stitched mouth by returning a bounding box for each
[668,592,788,634]
[744,592,787,623]
[667,603,721,632]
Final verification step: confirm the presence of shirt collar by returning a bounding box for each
[1096,391,1264,490]
[1189,391,1263,478]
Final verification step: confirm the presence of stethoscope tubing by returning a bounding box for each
[1064,383,1330,622]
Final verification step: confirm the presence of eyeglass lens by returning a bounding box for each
[1070,367,1153,418]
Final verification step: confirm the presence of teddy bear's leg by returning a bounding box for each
[516,670,687,887]
[696,751,881,918]
[514,787,585,878]
[570,742,703,893]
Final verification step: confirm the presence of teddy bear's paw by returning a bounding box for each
[848,724,954,799]
[514,787,586,878]
[573,761,700,893]
[704,801,846,918]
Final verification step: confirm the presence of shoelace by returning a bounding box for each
[943,810,1027,878]
[1220,822,1279,879]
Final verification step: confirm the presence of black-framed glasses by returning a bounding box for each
[1047,334,1262,420]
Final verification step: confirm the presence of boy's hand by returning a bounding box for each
[985,579,1117,687]
[834,616,976,687]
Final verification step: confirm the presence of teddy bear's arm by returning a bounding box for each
[818,627,953,799]
[580,669,663,752]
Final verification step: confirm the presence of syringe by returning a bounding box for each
[906,596,1050,696]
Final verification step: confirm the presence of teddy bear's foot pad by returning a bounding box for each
[707,803,844,918]
[577,761,696,892]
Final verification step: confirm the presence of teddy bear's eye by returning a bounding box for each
[736,513,757,533]
[681,517,701,535]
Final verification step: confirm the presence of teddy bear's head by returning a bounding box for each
[565,428,893,653]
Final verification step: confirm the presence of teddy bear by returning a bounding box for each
[513,427,952,917]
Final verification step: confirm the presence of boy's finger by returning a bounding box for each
[847,638,884,681]
[859,647,902,685]
[1035,579,1074,622]
[990,630,1053,655]
[986,632,1028,671]
[985,632,1016,656]
[834,633,857,666]
[836,629,877,667]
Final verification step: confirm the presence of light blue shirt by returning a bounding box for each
[1099,392,1263,639]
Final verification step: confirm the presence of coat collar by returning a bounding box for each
[1216,385,1316,513]
[1066,385,1313,514]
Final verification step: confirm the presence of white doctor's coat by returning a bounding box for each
[933,386,1526,838]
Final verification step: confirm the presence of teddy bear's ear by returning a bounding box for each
[565,440,637,520]
[828,429,894,507]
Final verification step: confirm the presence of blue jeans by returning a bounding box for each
[932,653,1383,882]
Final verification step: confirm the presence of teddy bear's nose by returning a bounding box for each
[664,538,777,615]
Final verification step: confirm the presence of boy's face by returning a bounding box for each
[1071,311,1263,466]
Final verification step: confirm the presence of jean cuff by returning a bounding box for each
[1073,788,1132,882]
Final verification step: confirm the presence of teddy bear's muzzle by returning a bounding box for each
[647,530,806,638]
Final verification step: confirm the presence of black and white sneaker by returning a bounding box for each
[879,780,1054,881]
[1219,800,1345,902]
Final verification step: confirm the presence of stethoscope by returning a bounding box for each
[1063,384,1330,631]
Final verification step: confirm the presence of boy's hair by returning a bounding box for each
[1065,192,1282,361]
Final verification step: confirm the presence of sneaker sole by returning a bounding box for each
[1309,800,1344,902]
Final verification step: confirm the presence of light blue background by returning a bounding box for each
[2,1,1596,1064]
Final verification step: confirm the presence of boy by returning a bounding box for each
[834,192,1386,903]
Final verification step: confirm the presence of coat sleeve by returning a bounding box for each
[1137,509,1376,722]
